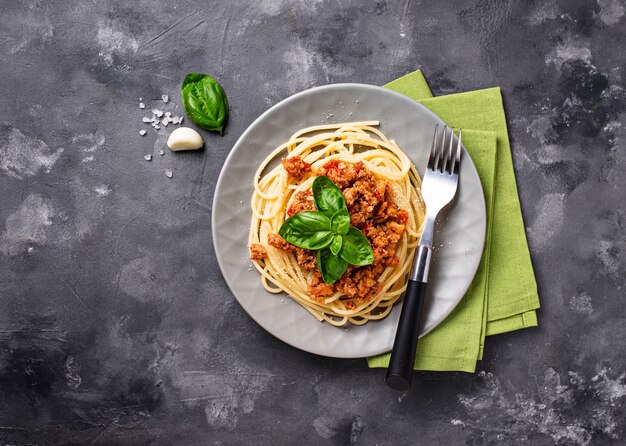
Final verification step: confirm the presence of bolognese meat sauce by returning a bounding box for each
[249,243,267,260]
[282,156,312,181]
[265,160,408,307]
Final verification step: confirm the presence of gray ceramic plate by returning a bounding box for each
[212,84,486,358]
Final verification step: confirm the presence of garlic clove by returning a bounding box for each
[167,127,204,151]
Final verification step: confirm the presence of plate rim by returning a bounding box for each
[212,82,486,358]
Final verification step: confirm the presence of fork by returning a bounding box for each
[386,125,462,390]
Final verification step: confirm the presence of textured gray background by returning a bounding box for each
[1,1,625,445]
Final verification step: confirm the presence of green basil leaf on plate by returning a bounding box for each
[340,226,374,266]
[329,234,343,256]
[181,73,229,135]
[312,175,347,218]
[330,210,351,235]
[278,211,333,250]
[317,248,348,285]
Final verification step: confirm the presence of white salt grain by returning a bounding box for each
[165,169,173,178]
[139,129,147,136]
[144,154,152,161]
[142,117,151,123]
[162,94,169,103]
[139,102,145,109]
[159,149,165,156]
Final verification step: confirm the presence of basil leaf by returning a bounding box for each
[330,210,351,235]
[278,211,333,250]
[317,248,348,285]
[329,235,343,256]
[181,73,229,135]
[312,176,347,218]
[340,226,374,266]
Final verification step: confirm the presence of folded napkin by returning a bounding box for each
[368,70,540,372]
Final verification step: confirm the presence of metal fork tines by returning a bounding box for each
[413,124,462,274]
[386,124,462,391]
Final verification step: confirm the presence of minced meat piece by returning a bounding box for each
[287,190,315,216]
[335,264,382,301]
[307,272,334,302]
[317,160,363,188]
[296,248,317,270]
[282,156,312,181]
[249,243,267,260]
[267,234,317,270]
[268,233,296,251]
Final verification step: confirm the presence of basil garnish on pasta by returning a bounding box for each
[317,247,349,285]
[278,211,333,250]
[338,227,375,266]
[312,175,346,218]
[278,175,374,284]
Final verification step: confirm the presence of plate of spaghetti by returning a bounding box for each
[212,84,486,358]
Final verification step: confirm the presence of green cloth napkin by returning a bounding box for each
[367,70,540,372]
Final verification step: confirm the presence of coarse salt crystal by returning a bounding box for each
[154,125,160,130]
[159,149,165,156]
[142,117,151,123]
[144,154,152,161]
[162,94,169,103]
[139,129,147,136]
[162,118,168,126]
[139,102,145,109]
[152,109,164,118]
[165,169,173,178]
[165,111,172,117]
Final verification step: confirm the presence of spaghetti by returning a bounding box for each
[249,122,425,326]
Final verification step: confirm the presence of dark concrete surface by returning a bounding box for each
[1,1,625,445]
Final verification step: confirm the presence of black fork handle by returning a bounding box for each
[385,279,428,390]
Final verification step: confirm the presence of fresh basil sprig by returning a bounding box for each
[278,175,374,284]
[312,175,345,218]
[181,73,229,135]
[276,211,333,250]
[317,248,348,285]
